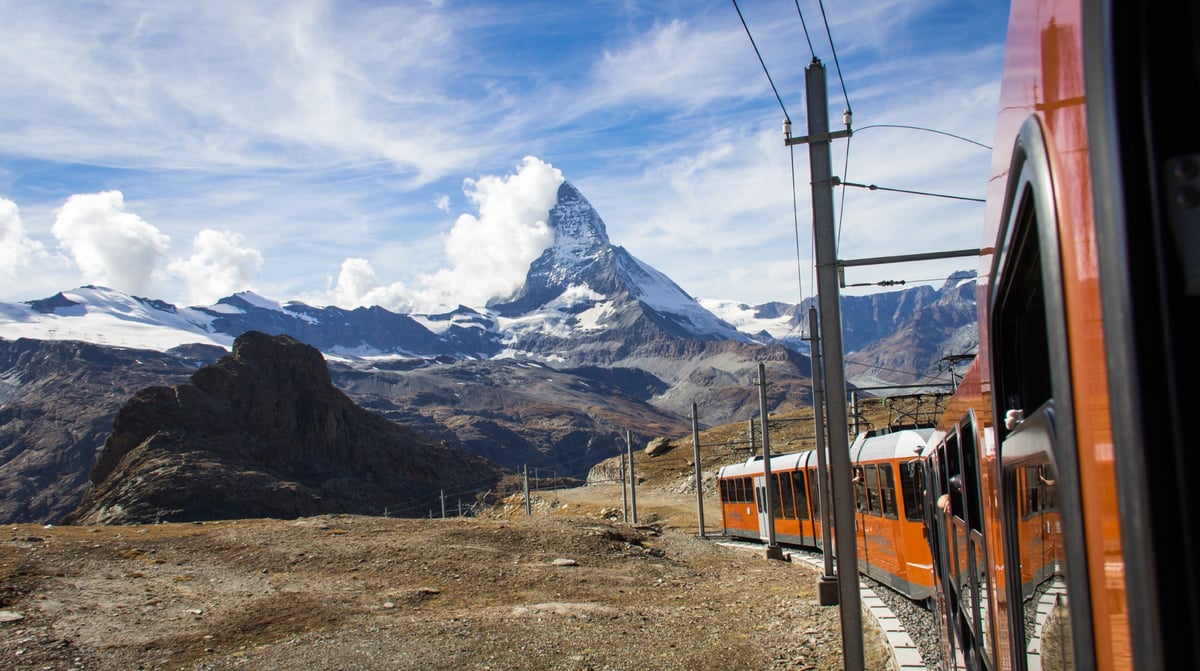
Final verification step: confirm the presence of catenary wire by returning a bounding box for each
[731,0,790,121]
[817,0,852,115]
[855,123,992,151]
[791,0,818,59]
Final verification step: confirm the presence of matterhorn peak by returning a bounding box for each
[490,180,746,343]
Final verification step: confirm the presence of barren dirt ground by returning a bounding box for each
[0,483,891,670]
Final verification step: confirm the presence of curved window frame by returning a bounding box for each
[989,116,1096,671]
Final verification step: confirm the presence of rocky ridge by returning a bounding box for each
[64,332,507,525]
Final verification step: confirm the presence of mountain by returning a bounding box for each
[701,270,979,386]
[65,332,507,525]
[0,179,976,524]
[0,339,199,522]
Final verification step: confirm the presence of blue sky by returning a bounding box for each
[0,0,1009,312]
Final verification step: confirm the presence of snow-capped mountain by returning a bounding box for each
[0,181,752,373]
[0,177,978,525]
[492,182,748,344]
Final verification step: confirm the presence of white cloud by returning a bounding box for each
[168,229,264,305]
[51,191,170,296]
[592,19,761,112]
[420,156,561,308]
[0,199,49,280]
[321,156,562,312]
[0,1,1008,307]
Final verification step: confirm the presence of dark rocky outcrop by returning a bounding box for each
[64,332,507,525]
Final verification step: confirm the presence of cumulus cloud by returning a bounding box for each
[323,257,412,311]
[168,229,264,305]
[51,191,170,296]
[326,156,563,312]
[0,198,50,280]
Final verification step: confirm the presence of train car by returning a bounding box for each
[849,427,936,602]
[921,0,1199,669]
[717,451,822,547]
[716,426,935,603]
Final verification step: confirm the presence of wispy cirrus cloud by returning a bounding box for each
[0,0,1009,306]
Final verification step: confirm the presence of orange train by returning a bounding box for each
[716,427,938,603]
[923,0,1197,668]
[723,0,1197,668]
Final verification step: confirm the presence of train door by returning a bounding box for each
[991,117,1092,671]
[928,413,995,670]
[789,470,812,546]
[753,475,770,542]
[807,466,823,550]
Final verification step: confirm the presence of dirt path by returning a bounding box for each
[1,486,891,670]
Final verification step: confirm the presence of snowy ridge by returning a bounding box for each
[700,298,802,341]
[0,286,231,350]
[617,251,747,341]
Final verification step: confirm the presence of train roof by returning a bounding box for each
[716,451,810,478]
[716,427,934,479]
[850,427,935,462]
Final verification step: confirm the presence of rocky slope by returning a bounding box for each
[64,332,507,524]
[0,339,199,523]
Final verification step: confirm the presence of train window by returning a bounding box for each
[806,468,820,519]
[1022,466,1041,519]
[944,432,965,519]
[900,461,924,522]
[960,419,984,533]
[994,193,1053,436]
[791,471,810,520]
[990,117,1095,668]
[719,479,728,503]
[775,473,795,519]
[864,464,882,516]
[740,477,752,504]
[878,464,898,520]
[853,466,867,512]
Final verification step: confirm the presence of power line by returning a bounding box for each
[836,133,852,253]
[816,0,852,115]
[855,124,991,151]
[832,177,986,203]
[790,0,817,60]
[731,0,790,121]
[789,145,805,314]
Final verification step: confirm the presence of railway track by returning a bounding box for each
[716,538,940,671]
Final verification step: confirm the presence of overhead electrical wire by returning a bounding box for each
[790,146,806,320]
[855,124,992,151]
[791,0,818,59]
[816,0,852,116]
[731,0,790,121]
[833,177,986,203]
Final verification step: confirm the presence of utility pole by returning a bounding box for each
[809,307,839,605]
[440,490,446,519]
[851,390,860,437]
[523,465,531,516]
[626,428,638,524]
[691,402,706,538]
[757,363,785,560]
[620,453,628,523]
[786,57,863,670]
